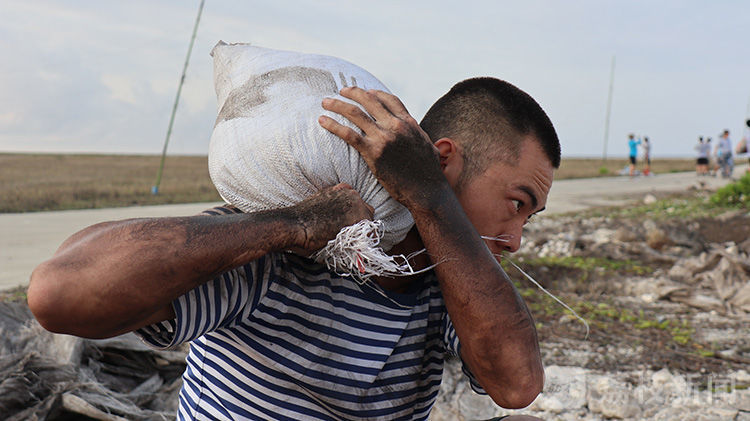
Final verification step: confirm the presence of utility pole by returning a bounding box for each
[152,0,206,195]
[602,55,616,162]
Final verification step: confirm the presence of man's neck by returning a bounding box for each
[374,226,430,293]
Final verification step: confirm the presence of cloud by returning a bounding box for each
[0,112,18,129]
[101,74,139,105]
[0,0,748,157]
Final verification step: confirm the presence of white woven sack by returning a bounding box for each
[208,42,416,276]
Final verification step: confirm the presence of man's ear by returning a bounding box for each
[434,138,463,188]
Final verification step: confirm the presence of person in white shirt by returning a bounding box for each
[714,130,733,178]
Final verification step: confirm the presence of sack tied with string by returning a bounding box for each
[208,42,417,278]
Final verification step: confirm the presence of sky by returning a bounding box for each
[0,1,748,158]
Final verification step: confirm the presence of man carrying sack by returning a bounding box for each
[29,46,560,421]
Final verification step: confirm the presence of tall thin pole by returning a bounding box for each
[152,0,206,195]
[602,55,616,162]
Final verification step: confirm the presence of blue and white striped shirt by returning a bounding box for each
[136,206,483,420]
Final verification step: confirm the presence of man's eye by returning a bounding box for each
[512,199,524,211]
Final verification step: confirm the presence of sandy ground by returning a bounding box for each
[1,165,747,292]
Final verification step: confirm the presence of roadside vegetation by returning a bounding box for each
[506,184,749,375]
[579,172,749,221]
[711,172,750,207]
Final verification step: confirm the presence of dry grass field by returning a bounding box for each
[0,153,696,213]
[556,157,696,179]
[0,153,221,213]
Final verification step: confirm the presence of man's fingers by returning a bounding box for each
[328,183,374,220]
[321,96,379,132]
[371,90,410,118]
[341,87,411,121]
[337,87,392,121]
[318,115,365,147]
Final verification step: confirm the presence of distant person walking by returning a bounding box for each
[738,119,750,174]
[628,133,641,176]
[714,129,733,178]
[642,136,652,175]
[694,136,710,175]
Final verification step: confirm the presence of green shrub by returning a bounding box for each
[598,166,610,175]
[710,172,750,207]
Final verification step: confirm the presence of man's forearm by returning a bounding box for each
[411,187,543,408]
[28,208,303,339]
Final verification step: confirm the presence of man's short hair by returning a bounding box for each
[419,77,561,188]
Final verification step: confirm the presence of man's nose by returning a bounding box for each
[501,225,524,253]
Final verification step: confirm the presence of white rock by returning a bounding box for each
[733,388,750,412]
[590,375,616,394]
[644,194,658,204]
[711,407,740,419]
[427,403,459,421]
[427,403,456,421]
[535,394,565,413]
[543,365,588,409]
[589,389,641,419]
[603,396,641,419]
[649,406,738,421]
[589,228,615,245]
[454,382,500,420]
[641,293,657,303]
[651,368,674,387]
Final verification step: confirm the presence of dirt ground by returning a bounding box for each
[508,200,750,390]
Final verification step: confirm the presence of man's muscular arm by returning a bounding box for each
[319,88,543,409]
[28,184,372,339]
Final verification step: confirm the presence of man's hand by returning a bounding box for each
[291,183,374,253]
[318,87,447,209]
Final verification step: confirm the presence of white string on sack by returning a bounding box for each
[481,235,590,340]
[312,219,440,310]
[315,225,590,333]
[480,234,515,244]
[504,257,590,340]
[313,219,438,281]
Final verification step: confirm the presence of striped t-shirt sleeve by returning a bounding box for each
[136,205,267,349]
[136,259,269,349]
[442,312,487,395]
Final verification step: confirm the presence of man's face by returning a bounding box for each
[452,138,554,256]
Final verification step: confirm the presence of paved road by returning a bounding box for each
[1,165,747,291]
[546,165,747,214]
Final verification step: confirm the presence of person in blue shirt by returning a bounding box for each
[627,133,641,176]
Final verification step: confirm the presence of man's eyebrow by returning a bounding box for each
[518,185,539,210]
